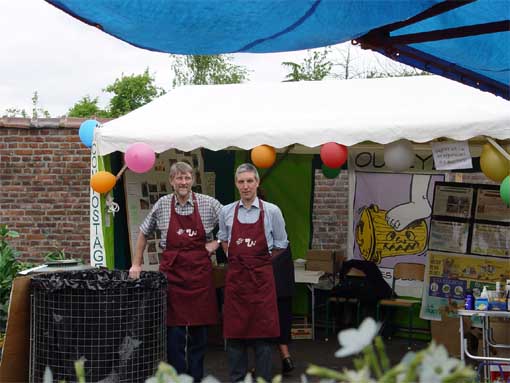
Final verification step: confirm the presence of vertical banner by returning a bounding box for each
[90,141,106,267]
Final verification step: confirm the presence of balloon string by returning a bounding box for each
[116,164,128,181]
[486,137,510,161]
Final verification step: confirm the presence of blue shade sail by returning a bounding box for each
[45,0,509,99]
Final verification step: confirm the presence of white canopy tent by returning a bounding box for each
[96,75,510,155]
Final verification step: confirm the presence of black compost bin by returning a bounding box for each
[30,269,167,383]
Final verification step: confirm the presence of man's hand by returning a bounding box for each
[129,264,142,279]
[205,240,220,254]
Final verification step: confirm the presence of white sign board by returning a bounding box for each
[431,141,473,170]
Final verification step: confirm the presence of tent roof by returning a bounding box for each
[96,76,510,155]
[46,0,509,99]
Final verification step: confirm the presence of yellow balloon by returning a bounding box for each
[90,171,117,194]
[480,143,510,182]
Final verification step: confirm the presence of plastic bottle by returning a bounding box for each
[464,289,474,310]
[481,285,489,299]
[505,280,510,311]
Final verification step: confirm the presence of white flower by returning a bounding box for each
[145,372,194,383]
[396,351,417,383]
[201,376,222,383]
[335,317,380,357]
[341,366,376,383]
[419,343,459,383]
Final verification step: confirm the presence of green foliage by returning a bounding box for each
[3,91,50,118]
[171,54,249,87]
[67,69,165,119]
[0,225,32,333]
[104,69,166,118]
[282,48,333,81]
[67,95,109,118]
[43,247,83,264]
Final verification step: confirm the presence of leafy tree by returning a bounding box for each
[68,95,109,118]
[170,55,249,87]
[104,69,166,118]
[4,108,28,118]
[282,48,333,81]
[3,91,50,118]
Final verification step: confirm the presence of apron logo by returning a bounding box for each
[235,237,257,247]
[177,228,197,237]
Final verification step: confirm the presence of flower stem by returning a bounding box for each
[400,351,425,383]
[363,344,383,379]
[379,364,405,383]
[441,366,476,383]
[306,364,349,381]
[374,336,390,372]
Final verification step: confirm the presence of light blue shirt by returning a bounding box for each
[218,197,288,252]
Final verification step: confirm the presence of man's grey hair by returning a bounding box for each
[169,161,193,179]
[235,163,259,182]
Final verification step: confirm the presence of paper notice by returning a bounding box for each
[431,141,473,170]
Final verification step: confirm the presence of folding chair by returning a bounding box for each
[376,262,426,349]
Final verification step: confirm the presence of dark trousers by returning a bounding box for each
[227,339,273,383]
[167,325,208,382]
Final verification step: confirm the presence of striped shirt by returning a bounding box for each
[140,193,222,249]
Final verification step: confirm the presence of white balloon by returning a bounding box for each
[384,139,415,171]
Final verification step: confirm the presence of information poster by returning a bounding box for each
[428,182,510,258]
[475,189,510,222]
[420,251,510,320]
[428,220,469,253]
[471,223,510,258]
[432,185,473,219]
[124,149,206,270]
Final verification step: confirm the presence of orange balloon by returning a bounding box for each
[90,171,117,194]
[480,143,510,182]
[251,145,276,168]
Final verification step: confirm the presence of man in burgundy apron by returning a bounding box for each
[218,163,289,383]
[129,162,223,382]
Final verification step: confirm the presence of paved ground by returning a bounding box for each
[203,329,429,383]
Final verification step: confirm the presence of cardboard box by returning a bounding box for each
[0,276,31,383]
[431,313,469,358]
[307,250,335,262]
[489,318,510,358]
[306,250,335,273]
[306,260,334,273]
[291,324,313,340]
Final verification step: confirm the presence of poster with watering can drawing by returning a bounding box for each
[352,171,445,268]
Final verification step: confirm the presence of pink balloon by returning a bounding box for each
[125,143,156,173]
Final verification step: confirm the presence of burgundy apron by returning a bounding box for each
[223,200,280,339]
[159,193,218,326]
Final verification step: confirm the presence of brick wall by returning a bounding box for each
[0,117,93,262]
[311,168,349,255]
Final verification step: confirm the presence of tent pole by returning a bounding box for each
[486,137,510,161]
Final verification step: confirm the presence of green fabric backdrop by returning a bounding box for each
[235,151,314,314]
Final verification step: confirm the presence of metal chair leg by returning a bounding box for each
[325,299,330,337]
[408,306,413,350]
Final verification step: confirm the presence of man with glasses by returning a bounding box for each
[129,161,222,383]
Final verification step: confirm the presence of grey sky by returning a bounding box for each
[1,0,395,117]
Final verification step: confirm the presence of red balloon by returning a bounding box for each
[320,142,348,168]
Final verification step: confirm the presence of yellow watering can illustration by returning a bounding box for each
[356,204,428,263]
